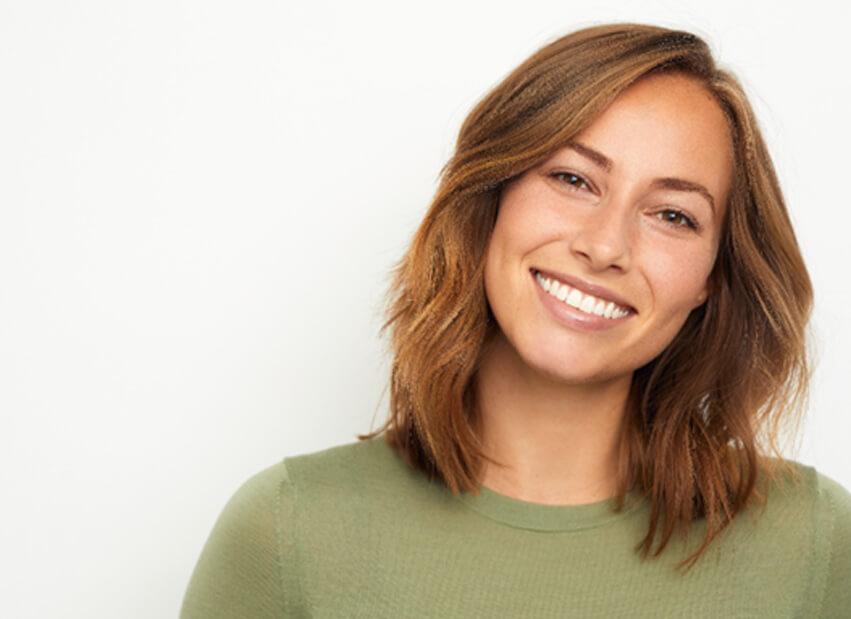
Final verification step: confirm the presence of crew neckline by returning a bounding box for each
[367,434,648,532]
[457,484,647,532]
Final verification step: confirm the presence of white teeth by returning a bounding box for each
[566,288,582,308]
[534,271,631,320]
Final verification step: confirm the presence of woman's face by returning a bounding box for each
[483,72,733,386]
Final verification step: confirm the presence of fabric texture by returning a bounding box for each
[180,436,851,618]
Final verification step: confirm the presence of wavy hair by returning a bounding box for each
[360,23,813,571]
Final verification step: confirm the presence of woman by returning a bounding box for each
[180,23,851,617]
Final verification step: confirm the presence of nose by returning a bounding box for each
[569,200,633,272]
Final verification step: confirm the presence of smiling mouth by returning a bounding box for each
[532,270,634,319]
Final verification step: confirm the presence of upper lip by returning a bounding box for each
[531,267,636,312]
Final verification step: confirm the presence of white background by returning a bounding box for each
[2,0,849,617]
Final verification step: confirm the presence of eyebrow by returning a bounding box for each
[649,177,715,213]
[567,141,613,173]
[566,141,716,213]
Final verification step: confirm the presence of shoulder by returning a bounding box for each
[282,435,444,510]
[810,465,851,572]
[212,435,431,530]
[754,458,851,543]
[812,466,851,519]
[217,435,417,513]
[211,436,419,537]
[756,458,851,617]
[283,435,393,476]
[283,435,412,485]
[181,438,404,618]
[748,457,843,505]
[809,466,851,617]
[224,457,292,513]
[180,459,298,617]
[758,458,851,518]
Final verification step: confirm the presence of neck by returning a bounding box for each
[474,332,631,506]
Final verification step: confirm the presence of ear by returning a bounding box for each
[694,286,708,308]
[694,262,721,308]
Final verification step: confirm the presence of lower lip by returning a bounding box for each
[531,270,635,332]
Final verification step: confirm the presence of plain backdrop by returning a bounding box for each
[1,0,849,617]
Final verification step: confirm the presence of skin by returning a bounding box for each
[475,72,734,505]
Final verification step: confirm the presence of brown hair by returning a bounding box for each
[360,23,813,571]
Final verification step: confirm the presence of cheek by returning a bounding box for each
[498,191,560,246]
[482,216,516,317]
[643,245,716,312]
[484,193,554,323]
[486,192,555,276]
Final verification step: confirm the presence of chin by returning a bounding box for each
[520,344,631,387]
[544,365,630,387]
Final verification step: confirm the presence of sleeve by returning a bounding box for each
[816,471,851,618]
[179,460,306,618]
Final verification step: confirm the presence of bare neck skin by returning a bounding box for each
[474,332,631,506]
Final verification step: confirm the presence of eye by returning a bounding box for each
[552,172,592,192]
[655,208,699,231]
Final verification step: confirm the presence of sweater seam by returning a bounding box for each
[458,500,640,533]
[277,460,308,615]
[815,474,837,618]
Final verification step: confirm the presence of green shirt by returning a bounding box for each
[180,436,851,618]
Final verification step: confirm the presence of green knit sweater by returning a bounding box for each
[180,436,851,618]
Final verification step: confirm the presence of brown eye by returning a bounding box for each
[655,209,698,230]
[553,172,590,191]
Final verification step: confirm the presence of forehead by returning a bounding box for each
[569,73,734,211]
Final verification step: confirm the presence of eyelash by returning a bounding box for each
[552,172,592,193]
[550,171,700,231]
[655,209,699,231]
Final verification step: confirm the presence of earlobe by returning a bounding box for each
[695,289,708,307]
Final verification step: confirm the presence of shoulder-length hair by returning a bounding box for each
[360,23,813,571]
